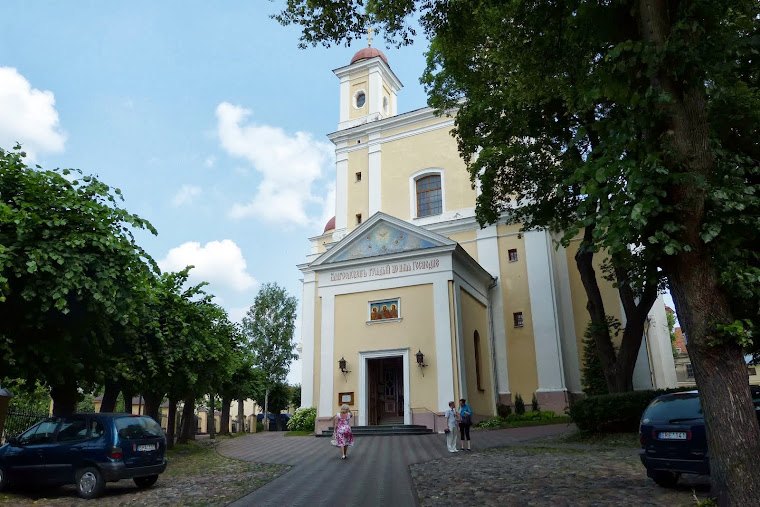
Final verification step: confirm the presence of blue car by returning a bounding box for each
[0,413,167,499]
[639,387,760,487]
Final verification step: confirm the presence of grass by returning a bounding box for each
[473,416,572,431]
[284,430,314,437]
[532,430,640,448]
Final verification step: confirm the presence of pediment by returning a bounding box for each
[311,213,455,266]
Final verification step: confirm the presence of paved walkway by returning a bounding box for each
[219,424,574,507]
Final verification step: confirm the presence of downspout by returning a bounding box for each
[644,317,656,389]
[487,276,499,410]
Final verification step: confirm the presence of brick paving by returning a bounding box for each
[219,424,575,507]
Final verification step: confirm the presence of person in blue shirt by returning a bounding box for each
[458,398,473,451]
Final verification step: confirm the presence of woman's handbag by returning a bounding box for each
[330,438,338,446]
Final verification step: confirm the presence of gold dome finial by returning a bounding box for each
[367,26,374,47]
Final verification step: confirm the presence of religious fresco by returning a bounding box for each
[369,299,400,321]
[333,223,438,262]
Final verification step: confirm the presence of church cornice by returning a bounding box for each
[333,57,403,90]
[327,106,456,146]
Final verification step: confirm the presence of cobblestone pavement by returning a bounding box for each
[411,445,711,506]
[219,424,575,506]
[0,440,288,506]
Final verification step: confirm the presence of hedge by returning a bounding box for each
[568,388,692,434]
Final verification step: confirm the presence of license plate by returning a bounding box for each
[136,444,156,452]
[658,431,687,440]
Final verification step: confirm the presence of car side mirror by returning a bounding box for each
[8,436,19,446]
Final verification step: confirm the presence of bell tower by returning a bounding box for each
[333,32,403,131]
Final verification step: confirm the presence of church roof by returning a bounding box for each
[324,216,336,233]
[350,47,388,65]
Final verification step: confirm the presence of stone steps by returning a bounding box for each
[317,424,434,437]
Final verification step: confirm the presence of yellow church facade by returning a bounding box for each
[299,47,677,433]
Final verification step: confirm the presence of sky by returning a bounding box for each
[0,2,681,386]
[0,2,434,385]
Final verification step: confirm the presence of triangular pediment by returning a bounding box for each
[311,212,455,267]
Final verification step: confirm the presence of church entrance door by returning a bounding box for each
[367,356,404,425]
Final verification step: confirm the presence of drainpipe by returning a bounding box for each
[643,317,656,389]
[487,276,499,410]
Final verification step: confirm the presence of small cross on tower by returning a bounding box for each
[367,26,374,47]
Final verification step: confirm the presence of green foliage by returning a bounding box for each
[667,310,679,359]
[581,324,609,397]
[3,378,50,413]
[77,393,96,413]
[287,407,316,432]
[496,403,512,418]
[243,283,298,387]
[0,145,157,393]
[514,394,525,415]
[531,393,540,413]
[290,384,301,410]
[256,421,264,433]
[475,410,567,429]
[568,389,690,434]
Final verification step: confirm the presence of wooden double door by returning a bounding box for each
[368,356,404,425]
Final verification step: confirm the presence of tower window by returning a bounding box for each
[508,249,518,262]
[355,91,366,108]
[416,175,442,217]
[356,213,362,225]
[474,331,484,391]
[513,312,524,328]
[355,172,362,182]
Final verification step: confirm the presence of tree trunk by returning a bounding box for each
[636,0,760,501]
[142,391,162,422]
[100,381,119,412]
[219,396,231,436]
[209,393,216,440]
[166,399,177,450]
[264,388,269,432]
[574,227,617,391]
[178,394,195,444]
[122,388,134,414]
[51,382,79,416]
[237,399,246,434]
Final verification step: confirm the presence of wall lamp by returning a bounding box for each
[338,356,351,381]
[416,349,428,376]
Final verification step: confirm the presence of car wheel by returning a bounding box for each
[0,465,8,491]
[76,466,105,499]
[133,475,159,489]
[651,470,679,488]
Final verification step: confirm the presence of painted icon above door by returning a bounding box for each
[369,298,400,322]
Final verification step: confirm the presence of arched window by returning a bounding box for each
[474,331,483,391]
[415,174,442,217]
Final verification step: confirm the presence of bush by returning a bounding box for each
[581,325,610,396]
[496,403,512,418]
[256,422,264,433]
[475,410,564,429]
[514,394,525,415]
[531,393,540,413]
[568,389,691,433]
[287,407,316,432]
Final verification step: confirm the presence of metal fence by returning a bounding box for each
[1,408,48,444]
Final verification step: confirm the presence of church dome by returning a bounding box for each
[323,216,336,233]
[351,47,388,65]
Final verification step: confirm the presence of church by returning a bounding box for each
[298,45,677,434]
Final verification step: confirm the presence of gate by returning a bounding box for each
[1,407,48,444]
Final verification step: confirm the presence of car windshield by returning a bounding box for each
[643,394,702,423]
[114,416,163,440]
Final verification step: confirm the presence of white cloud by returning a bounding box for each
[171,184,202,207]
[0,67,66,160]
[215,102,335,228]
[158,239,257,293]
[227,305,250,324]
[204,156,216,168]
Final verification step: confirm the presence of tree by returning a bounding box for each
[290,384,302,410]
[0,145,157,415]
[242,283,298,430]
[666,308,679,359]
[274,1,760,502]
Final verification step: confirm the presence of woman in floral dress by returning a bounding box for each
[333,404,354,459]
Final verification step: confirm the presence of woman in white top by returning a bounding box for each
[444,401,459,452]
[332,404,355,459]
